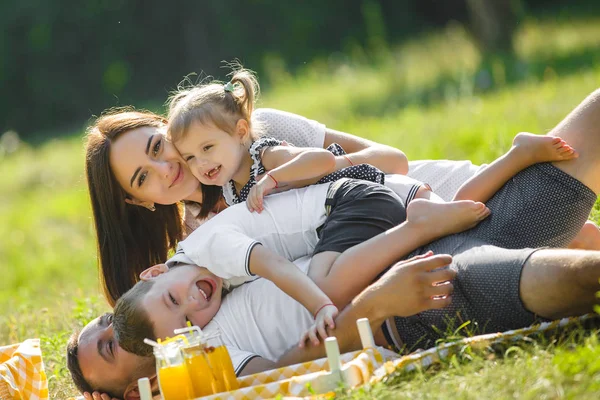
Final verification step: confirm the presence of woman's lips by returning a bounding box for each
[170,163,184,187]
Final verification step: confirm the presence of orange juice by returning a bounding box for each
[205,345,239,392]
[183,345,219,397]
[158,364,194,400]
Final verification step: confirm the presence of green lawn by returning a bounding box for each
[1,13,600,399]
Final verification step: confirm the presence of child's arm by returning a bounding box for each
[324,128,409,175]
[248,244,338,340]
[247,146,335,212]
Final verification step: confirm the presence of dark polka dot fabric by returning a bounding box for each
[223,137,385,205]
[387,163,597,352]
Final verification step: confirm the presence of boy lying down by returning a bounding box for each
[113,175,488,355]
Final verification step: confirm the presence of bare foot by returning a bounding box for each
[512,132,578,164]
[406,198,491,237]
[568,221,600,250]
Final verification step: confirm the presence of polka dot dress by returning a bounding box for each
[223,137,386,205]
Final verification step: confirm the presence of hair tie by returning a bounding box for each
[223,81,235,93]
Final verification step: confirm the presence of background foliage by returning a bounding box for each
[2,0,597,140]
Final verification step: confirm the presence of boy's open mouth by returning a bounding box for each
[196,279,215,301]
[205,166,221,180]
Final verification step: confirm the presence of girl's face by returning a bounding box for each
[174,121,248,187]
[110,126,201,205]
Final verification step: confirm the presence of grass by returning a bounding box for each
[1,11,600,399]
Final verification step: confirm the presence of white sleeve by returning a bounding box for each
[226,346,260,376]
[253,108,326,148]
[178,222,260,279]
[384,174,425,206]
[407,160,482,202]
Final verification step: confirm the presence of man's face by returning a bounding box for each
[77,313,155,397]
[143,264,224,339]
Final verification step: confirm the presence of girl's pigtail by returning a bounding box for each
[229,69,259,120]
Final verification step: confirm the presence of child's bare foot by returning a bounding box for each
[406,198,491,237]
[567,221,600,250]
[512,132,578,165]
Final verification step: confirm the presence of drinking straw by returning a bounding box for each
[144,338,170,367]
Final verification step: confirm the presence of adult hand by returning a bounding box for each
[369,251,455,318]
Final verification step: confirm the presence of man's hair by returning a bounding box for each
[113,279,157,357]
[66,331,94,394]
[66,330,123,399]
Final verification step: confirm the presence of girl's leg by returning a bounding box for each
[308,199,490,308]
[453,133,576,203]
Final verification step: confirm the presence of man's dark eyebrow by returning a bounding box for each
[129,135,154,187]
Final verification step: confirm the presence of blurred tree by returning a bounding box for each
[465,0,522,55]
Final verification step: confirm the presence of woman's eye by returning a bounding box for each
[203,145,212,152]
[185,155,195,162]
[169,293,179,306]
[153,139,162,155]
[138,172,147,187]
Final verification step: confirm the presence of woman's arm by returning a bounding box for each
[324,128,409,175]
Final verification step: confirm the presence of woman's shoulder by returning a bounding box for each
[253,108,326,148]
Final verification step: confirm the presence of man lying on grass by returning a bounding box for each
[70,88,600,399]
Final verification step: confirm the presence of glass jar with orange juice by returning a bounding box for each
[181,337,219,397]
[203,331,239,393]
[153,341,195,400]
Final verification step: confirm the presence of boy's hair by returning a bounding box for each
[166,66,261,144]
[113,279,157,357]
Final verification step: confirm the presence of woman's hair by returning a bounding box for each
[85,108,185,306]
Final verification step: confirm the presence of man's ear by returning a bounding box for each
[139,264,169,281]
[123,375,159,400]
[235,118,250,142]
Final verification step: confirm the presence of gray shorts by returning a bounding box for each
[389,163,597,351]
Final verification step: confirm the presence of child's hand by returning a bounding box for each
[247,175,277,213]
[298,304,338,348]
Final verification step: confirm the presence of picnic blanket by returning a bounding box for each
[0,339,48,400]
[196,313,597,399]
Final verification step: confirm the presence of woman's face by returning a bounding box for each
[109,126,200,205]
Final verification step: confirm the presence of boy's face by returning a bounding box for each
[173,120,248,187]
[141,264,224,339]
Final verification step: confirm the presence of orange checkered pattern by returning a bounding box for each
[201,347,393,399]
[0,339,48,400]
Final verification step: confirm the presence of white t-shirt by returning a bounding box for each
[169,183,331,288]
[202,256,315,374]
